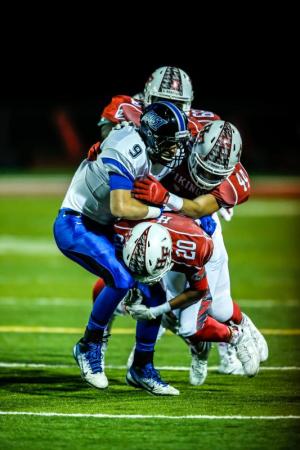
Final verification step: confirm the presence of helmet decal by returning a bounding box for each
[122,222,173,284]
[142,110,168,132]
[158,67,183,95]
[127,226,149,276]
[204,122,233,169]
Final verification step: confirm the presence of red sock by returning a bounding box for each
[188,316,231,344]
[92,278,106,303]
[230,301,243,324]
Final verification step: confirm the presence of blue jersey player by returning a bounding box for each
[53,101,189,394]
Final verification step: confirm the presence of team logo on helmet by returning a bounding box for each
[159,67,183,95]
[203,122,233,169]
[142,110,168,132]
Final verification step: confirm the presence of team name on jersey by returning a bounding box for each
[173,172,203,196]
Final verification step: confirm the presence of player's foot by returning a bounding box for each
[126,363,179,396]
[73,338,108,389]
[218,343,244,375]
[230,325,260,377]
[189,342,211,385]
[242,313,269,362]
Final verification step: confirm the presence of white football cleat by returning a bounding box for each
[242,313,269,362]
[73,339,108,389]
[189,342,212,385]
[230,325,260,377]
[189,353,208,386]
[218,343,244,375]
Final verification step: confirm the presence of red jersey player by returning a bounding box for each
[116,214,260,381]
[132,120,268,381]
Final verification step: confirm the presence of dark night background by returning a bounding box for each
[0,18,298,175]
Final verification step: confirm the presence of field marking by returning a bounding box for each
[0,411,299,420]
[1,296,299,308]
[0,362,299,371]
[0,325,300,335]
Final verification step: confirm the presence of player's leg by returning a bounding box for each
[126,282,179,396]
[54,210,135,389]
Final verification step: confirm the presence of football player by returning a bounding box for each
[116,215,260,396]
[53,102,190,392]
[132,120,268,382]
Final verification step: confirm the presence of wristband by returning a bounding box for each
[149,302,171,318]
[166,193,183,211]
[143,206,162,219]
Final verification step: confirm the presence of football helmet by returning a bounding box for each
[188,120,242,190]
[122,222,173,285]
[139,101,189,167]
[144,66,194,114]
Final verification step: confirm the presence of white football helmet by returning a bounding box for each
[188,120,242,190]
[144,66,194,114]
[122,222,173,285]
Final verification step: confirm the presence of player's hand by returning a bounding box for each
[133,175,170,205]
[126,304,156,321]
[219,207,234,222]
[87,142,101,161]
[123,288,143,308]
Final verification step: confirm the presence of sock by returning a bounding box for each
[230,301,243,324]
[188,316,231,344]
[133,349,154,367]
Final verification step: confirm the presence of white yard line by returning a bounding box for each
[0,362,299,371]
[0,411,299,420]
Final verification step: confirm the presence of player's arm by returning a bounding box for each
[126,268,209,320]
[110,188,161,220]
[133,175,219,218]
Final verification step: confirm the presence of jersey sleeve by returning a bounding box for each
[186,266,209,291]
[188,109,221,137]
[211,163,251,208]
[100,148,135,184]
[100,127,148,185]
[100,95,143,125]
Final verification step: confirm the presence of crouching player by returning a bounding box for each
[115,213,261,395]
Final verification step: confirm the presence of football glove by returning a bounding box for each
[126,304,156,321]
[219,207,234,222]
[123,288,143,309]
[133,175,170,205]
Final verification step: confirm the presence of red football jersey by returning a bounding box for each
[100,95,220,136]
[114,213,213,291]
[162,160,250,208]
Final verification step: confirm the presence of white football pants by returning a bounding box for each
[163,213,233,337]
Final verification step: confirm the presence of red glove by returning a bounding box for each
[87,142,101,161]
[133,175,169,205]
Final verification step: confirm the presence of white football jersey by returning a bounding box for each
[62,125,167,225]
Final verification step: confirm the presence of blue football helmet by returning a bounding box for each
[139,101,190,167]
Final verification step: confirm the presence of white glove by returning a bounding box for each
[127,304,156,321]
[219,207,234,222]
[123,288,143,308]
